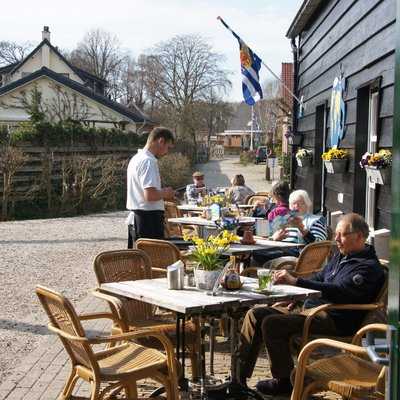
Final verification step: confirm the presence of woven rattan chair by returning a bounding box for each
[164,201,183,238]
[270,240,334,278]
[36,285,179,400]
[245,194,270,206]
[136,239,183,278]
[291,323,387,400]
[92,249,199,380]
[291,264,388,352]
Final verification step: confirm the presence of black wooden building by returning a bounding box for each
[287,0,395,231]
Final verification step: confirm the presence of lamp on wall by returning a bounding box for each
[285,129,303,146]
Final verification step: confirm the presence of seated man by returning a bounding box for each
[239,213,384,396]
[186,171,206,203]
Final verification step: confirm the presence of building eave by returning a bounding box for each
[286,0,324,39]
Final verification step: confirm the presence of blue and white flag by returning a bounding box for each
[218,17,263,105]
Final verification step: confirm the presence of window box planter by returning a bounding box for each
[365,166,391,185]
[296,157,312,168]
[324,159,347,174]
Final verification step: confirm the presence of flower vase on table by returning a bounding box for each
[184,230,239,290]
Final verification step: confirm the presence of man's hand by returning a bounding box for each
[162,187,176,200]
[272,228,288,241]
[273,269,297,286]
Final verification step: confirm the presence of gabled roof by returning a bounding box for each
[0,62,19,74]
[0,66,152,123]
[286,0,324,39]
[9,38,107,85]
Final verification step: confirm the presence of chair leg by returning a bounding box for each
[60,367,79,400]
[189,344,199,380]
[89,380,101,400]
[124,381,138,400]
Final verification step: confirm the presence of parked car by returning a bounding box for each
[255,146,268,164]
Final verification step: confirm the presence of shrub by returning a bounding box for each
[159,152,192,189]
[239,150,255,165]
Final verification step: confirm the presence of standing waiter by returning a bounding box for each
[126,127,176,248]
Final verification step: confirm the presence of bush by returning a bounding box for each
[159,152,192,189]
[239,150,256,165]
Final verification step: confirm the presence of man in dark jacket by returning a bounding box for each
[238,213,384,396]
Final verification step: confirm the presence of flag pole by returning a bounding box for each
[250,105,254,151]
[217,16,303,106]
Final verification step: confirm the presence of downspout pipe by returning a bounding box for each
[290,37,299,188]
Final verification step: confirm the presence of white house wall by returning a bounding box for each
[0,76,136,129]
[9,44,83,85]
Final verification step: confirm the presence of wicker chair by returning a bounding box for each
[245,194,270,206]
[164,201,183,238]
[92,249,199,380]
[291,323,387,400]
[36,285,179,400]
[291,264,388,352]
[270,240,335,278]
[136,239,183,278]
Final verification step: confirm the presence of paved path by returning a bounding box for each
[195,156,273,193]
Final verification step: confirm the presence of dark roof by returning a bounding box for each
[0,62,19,74]
[0,66,152,123]
[9,39,107,85]
[286,0,324,39]
[73,66,107,84]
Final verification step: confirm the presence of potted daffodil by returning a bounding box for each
[359,149,392,185]
[321,148,349,174]
[184,230,239,290]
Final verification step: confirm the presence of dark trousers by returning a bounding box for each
[252,247,300,267]
[239,305,338,379]
[127,210,165,249]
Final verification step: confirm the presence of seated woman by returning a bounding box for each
[253,189,327,266]
[227,174,254,204]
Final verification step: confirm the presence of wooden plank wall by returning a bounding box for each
[294,0,395,229]
[0,145,137,199]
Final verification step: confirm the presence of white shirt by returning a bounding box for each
[126,148,164,214]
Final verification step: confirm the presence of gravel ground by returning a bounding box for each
[0,211,127,383]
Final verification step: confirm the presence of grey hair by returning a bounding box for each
[289,190,312,213]
[339,213,370,239]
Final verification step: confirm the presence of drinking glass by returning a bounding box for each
[257,269,272,290]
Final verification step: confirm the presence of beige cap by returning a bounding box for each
[192,171,204,178]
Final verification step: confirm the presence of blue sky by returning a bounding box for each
[1,0,303,101]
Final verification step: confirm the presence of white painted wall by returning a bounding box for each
[0,76,137,130]
[9,44,83,84]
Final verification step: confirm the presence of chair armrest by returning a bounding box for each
[78,312,117,322]
[301,303,385,348]
[91,288,124,320]
[292,337,368,397]
[352,323,389,345]
[48,324,88,342]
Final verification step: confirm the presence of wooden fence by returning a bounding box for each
[0,144,138,219]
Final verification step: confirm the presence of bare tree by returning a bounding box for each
[143,34,231,143]
[70,29,127,99]
[0,41,34,66]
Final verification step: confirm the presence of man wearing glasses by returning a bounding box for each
[238,213,385,396]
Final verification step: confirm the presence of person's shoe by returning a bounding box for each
[255,377,292,395]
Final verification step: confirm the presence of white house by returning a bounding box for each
[0,27,152,131]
